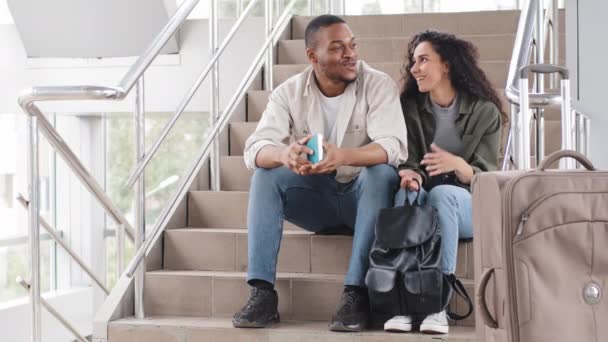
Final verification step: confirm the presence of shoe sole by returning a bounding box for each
[328,320,365,332]
[232,313,280,328]
[384,322,412,332]
[420,322,448,334]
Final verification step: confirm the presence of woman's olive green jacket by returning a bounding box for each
[398,92,502,191]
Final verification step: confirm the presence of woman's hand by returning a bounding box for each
[420,143,474,184]
[398,169,422,191]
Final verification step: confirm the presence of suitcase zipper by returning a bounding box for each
[515,190,607,238]
[503,178,520,342]
[503,174,607,342]
[515,212,529,237]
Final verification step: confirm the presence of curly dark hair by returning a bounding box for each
[401,30,508,125]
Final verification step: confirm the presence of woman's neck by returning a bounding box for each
[429,83,457,108]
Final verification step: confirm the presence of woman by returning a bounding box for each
[384,30,506,334]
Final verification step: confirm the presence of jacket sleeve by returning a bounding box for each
[365,75,409,167]
[468,104,502,174]
[397,98,428,186]
[243,87,292,170]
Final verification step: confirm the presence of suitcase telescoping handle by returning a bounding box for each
[518,64,572,169]
[477,268,499,328]
[537,150,596,171]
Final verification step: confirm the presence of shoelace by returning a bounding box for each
[338,291,357,314]
[243,287,264,311]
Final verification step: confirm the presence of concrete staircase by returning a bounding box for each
[108,9,565,342]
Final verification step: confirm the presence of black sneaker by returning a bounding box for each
[232,287,280,328]
[328,289,370,332]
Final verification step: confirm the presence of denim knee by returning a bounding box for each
[427,185,459,210]
[250,166,294,192]
[358,164,399,190]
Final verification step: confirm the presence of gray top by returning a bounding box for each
[429,95,463,156]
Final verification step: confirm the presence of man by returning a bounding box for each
[232,15,408,332]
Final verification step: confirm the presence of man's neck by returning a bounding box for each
[429,83,457,108]
[314,71,347,97]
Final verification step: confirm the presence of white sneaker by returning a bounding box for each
[384,315,413,332]
[420,310,449,334]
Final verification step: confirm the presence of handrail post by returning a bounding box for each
[210,0,221,191]
[27,115,41,342]
[517,76,530,169]
[265,0,274,90]
[134,76,146,318]
[550,0,559,89]
[560,76,574,169]
[533,0,544,166]
[117,223,124,279]
[576,111,585,160]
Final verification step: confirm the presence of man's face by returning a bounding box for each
[307,23,358,84]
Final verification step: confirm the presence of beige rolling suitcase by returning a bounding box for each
[472,150,608,342]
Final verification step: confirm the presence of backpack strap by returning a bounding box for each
[445,273,473,320]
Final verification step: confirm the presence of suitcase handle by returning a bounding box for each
[477,267,498,329]
[538,150,596,171]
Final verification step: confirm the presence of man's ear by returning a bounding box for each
[306,48,317,64]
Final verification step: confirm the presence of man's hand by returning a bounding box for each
[398,169,422,191]
[279,135,314,175]
[303,142,346,175]
[420,143,464,177]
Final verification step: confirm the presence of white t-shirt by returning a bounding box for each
[318,92,343,145]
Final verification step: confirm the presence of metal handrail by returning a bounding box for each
[18,0,205,242]
[125,0,297,278]
[17,194,110,295]
[19,1,202,339]
[504,0,560,107]
[502,0,568,170]
[19,100,135,241]
[16,277,89,342]
[124,0,262,189]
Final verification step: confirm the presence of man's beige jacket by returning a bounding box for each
[244,61,408,183]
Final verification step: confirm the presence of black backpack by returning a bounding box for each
[364,190,473,327]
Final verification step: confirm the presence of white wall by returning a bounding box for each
[0,287,93,342]
[566,0,608,169]
[7,0,178,57]
[0,17,265,115]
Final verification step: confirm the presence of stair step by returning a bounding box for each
[228,121,257,156]
[219,156,252,191]
[292,11,522,39]
[247,90,271,122]
[109,316,476,341]
[188,190,300,230]
[273,61,509,89]
[143,270,475,326]
[279,34,524,65]
[163,227,475,279]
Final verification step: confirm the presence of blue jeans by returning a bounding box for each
[394,185,473,274]
[247,164,399,286]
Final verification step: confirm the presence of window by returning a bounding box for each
[0,113,54,303]
[104,111,210,287]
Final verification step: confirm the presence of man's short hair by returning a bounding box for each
[304,14,346,49]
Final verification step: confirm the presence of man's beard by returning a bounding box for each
[319,62,357,85]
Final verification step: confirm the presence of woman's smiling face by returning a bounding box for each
[409,41,450,93]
